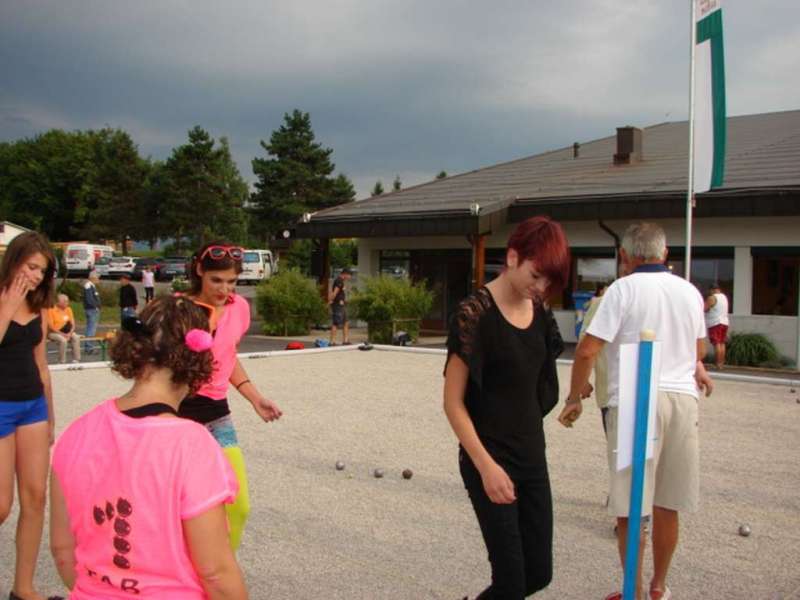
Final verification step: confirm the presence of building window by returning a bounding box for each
[576,258,617,290]
[379,250,410,279]
[752,255,799,316]
[666,249,734,312]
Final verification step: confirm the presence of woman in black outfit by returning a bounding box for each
[444,216,580,599]
[0,231,61,600]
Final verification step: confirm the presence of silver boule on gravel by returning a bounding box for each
[738,524,752,537]
[335,461,345,471]
[373,468,384,478]
[402,468,413,480]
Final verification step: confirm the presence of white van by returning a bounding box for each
[64,243,114,277]
[239,249,275,284]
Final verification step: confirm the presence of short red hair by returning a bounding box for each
[507,216,571,295]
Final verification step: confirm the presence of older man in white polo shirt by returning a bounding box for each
[558,223,713,600]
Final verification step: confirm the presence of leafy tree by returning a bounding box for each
[371,181,384,196]
[79,128,149,250]
[392,175,402,191]
[162,126,249,251]
[436,170,447,179]
[0,130,96,240]
[250,109,355,239]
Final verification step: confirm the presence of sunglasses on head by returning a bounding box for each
[199,245,243,262]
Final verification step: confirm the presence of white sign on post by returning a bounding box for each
[615,342,661,472]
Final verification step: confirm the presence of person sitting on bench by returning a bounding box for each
[47,293,81,363]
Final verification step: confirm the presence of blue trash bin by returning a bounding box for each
[572,291,595,338]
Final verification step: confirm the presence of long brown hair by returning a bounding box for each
[0,231,56,311]
[188,240,243,295]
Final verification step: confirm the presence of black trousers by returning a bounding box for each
[144,287,154,302]
[460,451,553,599]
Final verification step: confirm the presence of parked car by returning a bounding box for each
[161,257,188,281]
[133,257,166,281]
[238,249,276,285]
[108,256,136,279]
[94,256,112,279]
[64,243,114,278]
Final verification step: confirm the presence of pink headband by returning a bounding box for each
[185,329,213,352]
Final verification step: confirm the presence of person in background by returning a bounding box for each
[82,271,101,354]
[704,283,729,370]
[119,273,138,324]
[47,294,81,364]
[579,282,610,433]
[328,268,352,346]
[142,265,155,304]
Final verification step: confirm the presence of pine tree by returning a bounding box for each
[251,110,355,239]
[371,181,384,196]
[392,175,402,191]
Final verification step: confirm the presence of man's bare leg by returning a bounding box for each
[616,516,646,600]
[715,343,726,369]
[650,506,679,597]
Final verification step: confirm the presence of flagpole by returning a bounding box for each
[685,0,696,282]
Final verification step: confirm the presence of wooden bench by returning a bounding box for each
[81,336,111,361]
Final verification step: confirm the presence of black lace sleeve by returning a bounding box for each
[444,289,493,388]
[537,305,565,417]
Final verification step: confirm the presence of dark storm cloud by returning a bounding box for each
[1,1,798,198]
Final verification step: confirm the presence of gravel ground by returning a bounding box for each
[2,350,799,599]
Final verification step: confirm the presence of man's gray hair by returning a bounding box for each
[57,293,69,302]
[621,223,667,261]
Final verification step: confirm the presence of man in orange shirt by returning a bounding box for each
[48,293,81,363]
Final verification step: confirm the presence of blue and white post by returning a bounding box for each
[622,329,656,600]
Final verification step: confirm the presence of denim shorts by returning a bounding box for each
[0,395,49,437]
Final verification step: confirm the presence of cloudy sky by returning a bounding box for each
[1,1,798,199]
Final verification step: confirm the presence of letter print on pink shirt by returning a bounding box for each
[93,497,134,570]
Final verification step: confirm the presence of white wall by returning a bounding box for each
[730,315,799,363]
[0,222,29,246]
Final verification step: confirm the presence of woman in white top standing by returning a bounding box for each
[142,266,155,304]
[704,283,729,369]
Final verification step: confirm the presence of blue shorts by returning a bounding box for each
[0,395,49,437]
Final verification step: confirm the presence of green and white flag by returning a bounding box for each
[693,0,726,193]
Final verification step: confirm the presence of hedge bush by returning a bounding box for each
[97,282,119,307]
[56,279,83,302]
[726,333,780,367]
[255,269,327,336]
[171,277,191,293]
[350,276,433,344]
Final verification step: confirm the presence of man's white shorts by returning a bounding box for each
[606,391,699,517]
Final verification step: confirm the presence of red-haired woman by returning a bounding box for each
[0,231,62,600]
[443,216,578,599]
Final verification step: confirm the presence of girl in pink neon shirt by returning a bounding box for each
[177,241,283,550]
[49,296,248,599]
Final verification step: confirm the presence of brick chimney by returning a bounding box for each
[613,126,643,165]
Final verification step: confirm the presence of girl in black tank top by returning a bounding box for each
[0,231,63,600]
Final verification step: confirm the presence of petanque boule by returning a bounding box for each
[335,461,345,471]
[738,524,751,537]
[402,469,413,480]
[373,468,385,478]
